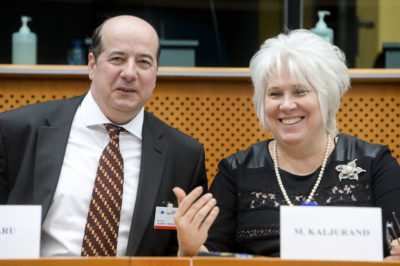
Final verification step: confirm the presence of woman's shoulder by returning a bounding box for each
[221,140,271,170]
[335,133,389,159]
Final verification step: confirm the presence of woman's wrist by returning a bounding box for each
[177,245,209,257]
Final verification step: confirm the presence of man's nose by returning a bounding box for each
[120,60,138,81]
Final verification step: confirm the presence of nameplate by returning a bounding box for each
[0,205,41,258]
[280,206,383,261]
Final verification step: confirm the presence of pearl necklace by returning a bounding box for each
[272,134,331,206]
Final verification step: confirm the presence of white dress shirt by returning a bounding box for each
[41,91,143,256]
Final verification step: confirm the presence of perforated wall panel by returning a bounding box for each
[1,76,399,185]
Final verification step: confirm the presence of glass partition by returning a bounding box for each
[0,0,399,68]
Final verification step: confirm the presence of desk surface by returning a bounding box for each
[0,64,400,80]
[1,257,400,266]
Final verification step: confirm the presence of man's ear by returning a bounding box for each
[88,53,96,81]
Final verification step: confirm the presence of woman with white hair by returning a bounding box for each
[173,29,400,258]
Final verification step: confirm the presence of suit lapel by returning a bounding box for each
[33,95,85,221]
[127,112,168,255]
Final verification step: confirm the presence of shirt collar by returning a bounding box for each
[80,91,143,140]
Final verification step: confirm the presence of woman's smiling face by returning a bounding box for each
[264,67,325,146]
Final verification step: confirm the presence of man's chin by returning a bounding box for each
[113,100,140,112]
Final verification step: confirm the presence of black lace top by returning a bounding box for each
[204,134,400,257]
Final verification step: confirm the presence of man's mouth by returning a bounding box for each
[117,87,137,93]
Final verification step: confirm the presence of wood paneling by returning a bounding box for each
[1,65,399,185]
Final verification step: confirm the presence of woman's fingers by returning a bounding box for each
[173,186,218,230]
[385,255,400,261]
[385,238,400,260]
[183,193,213,223]
[192,197,217,229]
[173,186,219,257]
[173,186,202,215]
[173,187,187,204]
[199,206,219,233]
[391,240,400,256]
[174,186,216,225]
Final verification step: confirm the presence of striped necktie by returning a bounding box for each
[81,123,125,256]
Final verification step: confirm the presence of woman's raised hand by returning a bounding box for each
[173,186,219,256]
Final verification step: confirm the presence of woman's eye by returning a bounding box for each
[268,91,281,97]
[295,89,308,95]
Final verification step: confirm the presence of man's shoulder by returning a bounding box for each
[0,95,84,127]
[0,95,83,118]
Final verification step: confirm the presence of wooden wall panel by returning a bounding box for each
[1,66,399,185]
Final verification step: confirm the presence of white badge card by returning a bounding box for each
[280,206,383,261]
[154,205,177,230]
[0,205,42,259]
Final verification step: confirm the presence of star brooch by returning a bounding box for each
[335,159,366,181]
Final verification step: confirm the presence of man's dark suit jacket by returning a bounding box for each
[0,94,207,256]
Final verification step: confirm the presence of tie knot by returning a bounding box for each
[104,124,125,139]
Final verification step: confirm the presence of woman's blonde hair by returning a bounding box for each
[250,29,350,136]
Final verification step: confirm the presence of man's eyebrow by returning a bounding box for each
[108,51,125,57]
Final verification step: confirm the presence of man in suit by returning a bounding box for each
[0,15,207,256]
